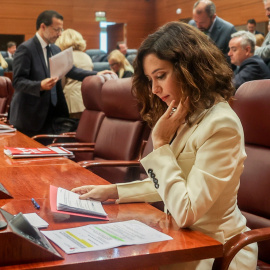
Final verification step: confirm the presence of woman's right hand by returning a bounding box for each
[71,184,119,202]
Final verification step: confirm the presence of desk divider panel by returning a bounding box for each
[0,209,63,267]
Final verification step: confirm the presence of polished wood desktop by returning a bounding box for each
[0,129,223,269]
[0,130,73,167]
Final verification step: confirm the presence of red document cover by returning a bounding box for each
[50,185,109,221]
[4,146,73,158]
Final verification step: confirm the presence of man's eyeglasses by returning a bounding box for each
[51,27,64,33]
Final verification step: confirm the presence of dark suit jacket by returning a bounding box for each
[189,16,236,56]
[255,30,264,36]
[234,55,270,90]
[10,35,97,134]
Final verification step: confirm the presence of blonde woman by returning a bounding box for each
[108,49,134,78]
[0,53,8,69]
[55,29,94,119]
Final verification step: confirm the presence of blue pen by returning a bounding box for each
[31,198,40,209]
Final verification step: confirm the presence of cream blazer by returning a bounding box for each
[116,101,257,270]
[0,53,8,69]
[62,50,94,114]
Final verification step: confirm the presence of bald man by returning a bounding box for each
[189,0,236,57]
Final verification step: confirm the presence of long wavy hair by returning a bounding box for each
[132,21,234,127]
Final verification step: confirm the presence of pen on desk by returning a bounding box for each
[31,198,40,209]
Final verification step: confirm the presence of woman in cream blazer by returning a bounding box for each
[72,22,258,270]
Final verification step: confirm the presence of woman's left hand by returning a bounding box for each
[152,98,189,150]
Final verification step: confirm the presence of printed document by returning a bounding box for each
[57,187,107,217]
[42,219,172,254]
[49,47,73,79]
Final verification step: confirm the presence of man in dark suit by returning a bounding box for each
[6,41,17,58]
[247,19,264,36]
[228,30,270,90]
[189,0,236,58]
[10,10,112,137]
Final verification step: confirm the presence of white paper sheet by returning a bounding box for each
[42,219,172,254]
[23,213,49,229]
[49,47,73,79]
[57,187,107,217]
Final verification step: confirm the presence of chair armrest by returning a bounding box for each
[48,142,95,153]
[32,134,77,144]
[60,132,76,135]
[212,227,270,270]
[78,160,140,169]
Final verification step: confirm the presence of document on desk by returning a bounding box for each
[49,47,73,79]
[42,219,172,254]
[50,185,109,221]
[0,124,16,133]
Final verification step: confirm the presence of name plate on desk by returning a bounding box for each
[0,183,13,199]
[0,209,63,266]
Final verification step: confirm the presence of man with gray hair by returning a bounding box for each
[189,0,236,57]
[255,0,270,60]
[228,30,270,90]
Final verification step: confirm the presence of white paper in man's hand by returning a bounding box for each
[49,47,73,79]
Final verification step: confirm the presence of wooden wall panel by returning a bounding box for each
[0,0,155,51]
[155,0,267,29]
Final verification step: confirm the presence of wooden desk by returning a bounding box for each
[0,131,223,269]
[0,130,73,167]
[1,199,222,270]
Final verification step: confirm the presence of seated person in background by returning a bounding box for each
[228,30,270,90]
[246,18,264,36]
[6,41,16,58]
[116,41,128,57]
[255,0,270,60]
[55,29,94,119]
[0,53,8,69]
[108,49,134,78]
[255,33,265,46]
[72,22,257,270]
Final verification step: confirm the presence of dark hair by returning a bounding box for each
[247,19,256,25]
[36,10,63,30]
[132,21,234,127]
[7,41,16,48]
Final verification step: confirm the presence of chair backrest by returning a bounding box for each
[91,77,149,183]
[73,75,106,161]
[93,62,110,72]
[0,51,8,58]
[230,80,270,265]
[4,58,13,71]
[0,76,14,114]
[127,54,136,65]
[85,49,107,62]
[126,49,137,55]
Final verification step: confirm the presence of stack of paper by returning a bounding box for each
[57,187,107,217]
[4,146,73,158]
[0,124,16,133]
[50,186,108,221]
[23,213,49,229]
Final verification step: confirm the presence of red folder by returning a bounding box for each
[50,185,109,221]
